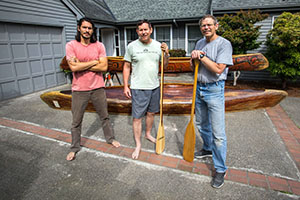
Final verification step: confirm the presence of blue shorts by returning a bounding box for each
[131,87,160,119]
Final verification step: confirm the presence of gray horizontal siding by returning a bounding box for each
[228,70,281,82]
[0,0,77,43]
[247,16,273,54]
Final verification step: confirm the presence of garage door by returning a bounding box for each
[0,22,66,101]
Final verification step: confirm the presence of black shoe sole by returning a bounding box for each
[194,154,212,159]
[211,182,224,189]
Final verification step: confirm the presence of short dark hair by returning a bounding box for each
[199,14,218,26]
[136,19,152,29]
[75,17,97,43]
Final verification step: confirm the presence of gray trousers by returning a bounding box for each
[71,88,115,152]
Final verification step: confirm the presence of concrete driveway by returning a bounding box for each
[1,75,300,199]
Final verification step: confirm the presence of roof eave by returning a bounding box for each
[213,5,300,14]
[115,17,204,26]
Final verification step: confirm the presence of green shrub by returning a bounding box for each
[217,10,268,54]
[169,49,186,57]
[265,12,300,88]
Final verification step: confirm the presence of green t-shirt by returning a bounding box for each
[124,39,161,89]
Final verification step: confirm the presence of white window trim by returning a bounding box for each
[153,24,173,49]
[271,15,279,29]
[124,26,136,48]
[114,29,121,56]
[185,23,199,55]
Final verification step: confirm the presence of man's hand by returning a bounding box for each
[89,57,108,72]
[123,86,131,99]
[161,42,169,55]
[191,50,205,60]
[69,56,79,64]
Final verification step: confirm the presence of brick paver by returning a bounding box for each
[266,105,300,171]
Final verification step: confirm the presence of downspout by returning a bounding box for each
[210,0,213,15]
[173,19,179,49]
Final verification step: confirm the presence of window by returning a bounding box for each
[185,24,202,55]
[124,27,138,46]
[154,25,172,49]
[114,29,120,56]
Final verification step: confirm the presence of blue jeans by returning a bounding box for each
[195,80,227,173]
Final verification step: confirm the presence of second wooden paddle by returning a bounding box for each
[156,51,165,154]
[183,59,200,162]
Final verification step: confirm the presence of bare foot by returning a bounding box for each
[132,147,141,159]
[66,152,76,161]
[145,135,156,143]
[111,140,120,148]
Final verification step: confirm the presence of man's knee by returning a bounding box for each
[133,118,142,123]
[146,112,155,117]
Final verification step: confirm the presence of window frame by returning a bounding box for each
[153,24,173,49]
[114,29,121,56]
[271,15,279,29]
[124,26,137,48]
[185,23,202,55]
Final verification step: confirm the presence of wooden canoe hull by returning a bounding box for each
[40,83,287,115]
[60,53,269,72]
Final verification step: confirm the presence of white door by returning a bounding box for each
[101,29,115,56]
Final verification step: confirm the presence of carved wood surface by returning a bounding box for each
[60,53,269,73]
[40,83,287,115]
[107,53,269,72]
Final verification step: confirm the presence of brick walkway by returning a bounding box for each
[1,104,300,195]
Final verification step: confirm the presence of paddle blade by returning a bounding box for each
[156,123,165,154]
[183,121,196,162]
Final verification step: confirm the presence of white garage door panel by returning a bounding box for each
[15,61,30,77]
[0,63,14,80]
[0,22,66,101]
[27,43,40,58]
[18,78,33,94]
[2,81,18,99]
[0,44,10,60]
[33,76,45,90]
[30,60,43,75]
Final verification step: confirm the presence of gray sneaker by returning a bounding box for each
[211,172,226,189]
[194,149,212,158]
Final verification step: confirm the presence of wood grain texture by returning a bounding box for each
[40,83,287,114]
[60,53,269,72]
[183,60,199,162]
[156,51,165,154]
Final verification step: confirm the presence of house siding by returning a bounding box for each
[0,0,77,42]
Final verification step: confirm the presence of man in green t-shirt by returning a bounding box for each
[123,19,169,159]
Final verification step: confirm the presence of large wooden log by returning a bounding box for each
[40,83,287,115]
[60,53,268,73]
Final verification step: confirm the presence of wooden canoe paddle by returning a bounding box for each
[156,51,165,154]
[183,59,200,162]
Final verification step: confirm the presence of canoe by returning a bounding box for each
[40,83,287,115]
[60,53,269,72]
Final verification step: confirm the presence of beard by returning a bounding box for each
[81,32,91,39]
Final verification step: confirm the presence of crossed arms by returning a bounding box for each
[67,56,108,72]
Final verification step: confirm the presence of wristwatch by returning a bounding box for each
[200,54,205,59]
